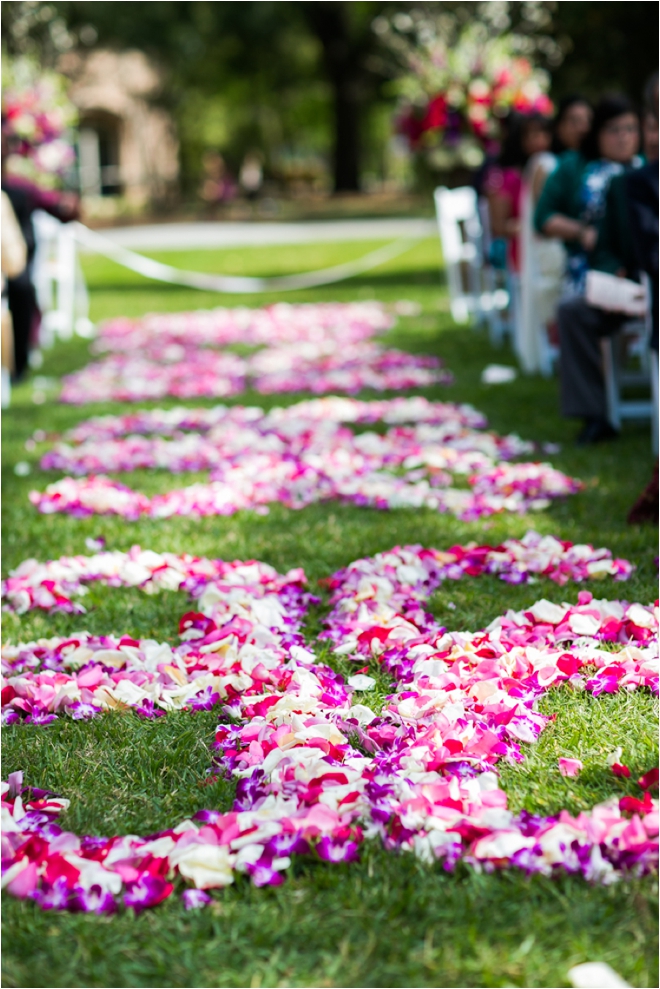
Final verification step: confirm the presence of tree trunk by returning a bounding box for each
[301,2,367,193]
[333,79,361,192]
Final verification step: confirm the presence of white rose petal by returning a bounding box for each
[528,600,567,625]
[348,674,376,691]
[170,842,234,889]
[347,704,377,725]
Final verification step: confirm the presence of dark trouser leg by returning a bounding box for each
[557,297,623,419]
[7,273,37,380]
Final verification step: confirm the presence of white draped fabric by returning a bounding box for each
[518,153,565,375]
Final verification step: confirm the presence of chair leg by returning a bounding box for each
[1,366,11,409]
[651,353,659,455]
[538,325,552,378]
[507,273,521,355]
[601,336,621,430]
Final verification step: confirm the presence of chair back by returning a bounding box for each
[32,211,94,343]
[434,186,482,324]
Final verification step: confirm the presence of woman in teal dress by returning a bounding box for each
[534,96,642,444]
[535,95,641,296]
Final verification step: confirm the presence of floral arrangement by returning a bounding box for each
[2,537,656,913]
[1,56,77,187]
[27,396,582,521]
[381,18,553,169]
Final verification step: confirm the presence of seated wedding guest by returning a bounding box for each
[551,95,593,156]
[594,100,658,339]
[472,112,512,198]
[535,95,641,298]
[1,190,27,407]
[485,113,553,273]
[620,75,658,524]
[522,95,592,213]
[535,96,642,444]
[485,114,552,357]
[1,123,79,381]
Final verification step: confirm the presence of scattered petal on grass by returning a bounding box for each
[481,363,517,384]
[59,303,450,405]
[638,767,659,790]
[30,392,583,522]
[619,793,654,816]
[1,532,633,617]
[568,962,630,988]
[558,758,583,777]
[182,889,211,910]
[135,700,165,720]
[607,747,623,766]
[2,540,656,914]
[348,674,376,691]
[124,877,174,913]
[84,536,106,551]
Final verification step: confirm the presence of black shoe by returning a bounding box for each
[576,418,620,446]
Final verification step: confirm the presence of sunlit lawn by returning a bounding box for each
[2,238,658,988]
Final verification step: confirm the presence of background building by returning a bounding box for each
[59,48,179,214]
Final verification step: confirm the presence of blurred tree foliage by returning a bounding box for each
[2,1,657,195]
[2,1,390,192]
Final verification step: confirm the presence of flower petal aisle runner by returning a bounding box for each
[30,396,581,520]
[59,302,451,403]
[3,534,657,913]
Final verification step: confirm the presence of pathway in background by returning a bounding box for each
[88,218,437,252]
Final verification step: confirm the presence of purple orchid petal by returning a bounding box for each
[316,837,360,864]
[69,701,103,720]
[182,888,211,910]
[7,771,23,796]
[25,711,57,726]
[124,876,173,913]
[69,883,117,914]
[30,877,72,911]
[246,858,287,887]
[189,686,220,712]
[135,700,165,720]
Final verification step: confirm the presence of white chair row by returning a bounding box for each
[433,186,509,345]
[435,185,657,450]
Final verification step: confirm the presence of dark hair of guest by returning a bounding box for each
[498,112,551,169]
[551,94,591,154]
[643,72,659,119]
[580,94,638,161]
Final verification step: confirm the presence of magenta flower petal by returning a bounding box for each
[558,758,583,778]
[316,837,360,864]
[124,877,173,913]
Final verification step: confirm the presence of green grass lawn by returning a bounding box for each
[2,238,658,988]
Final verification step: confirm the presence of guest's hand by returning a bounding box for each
[579,225,598,251]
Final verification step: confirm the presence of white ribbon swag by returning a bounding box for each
[33,214,423,341]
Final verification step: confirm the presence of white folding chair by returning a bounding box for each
[434,186,486,326]
[601,275,658,452]
[477,197,510,347]
[33,211,95,344]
